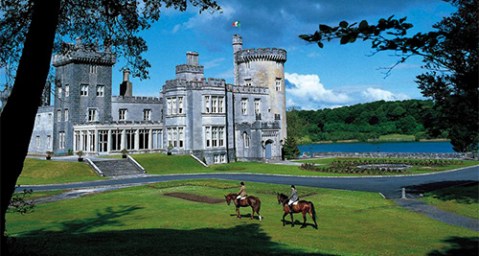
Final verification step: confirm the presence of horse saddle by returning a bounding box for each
[292,201,299,205]
[239,196,247,200]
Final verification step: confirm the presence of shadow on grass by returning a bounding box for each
[427,236,479,256]
[406,181,478,204]
[9,205,335,256]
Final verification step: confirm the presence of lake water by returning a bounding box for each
[298,141,454,154]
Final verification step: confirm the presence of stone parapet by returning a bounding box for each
[235,48,286,63]
[53,49,116,67]
[176,64,204,74]
[233,85,269,94]
[112,96,161,104]
[163,78,227,91]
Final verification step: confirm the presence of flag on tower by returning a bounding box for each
[232,21,240,27]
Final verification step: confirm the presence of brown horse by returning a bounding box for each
[225,193,262,221]
[277,193,318,229]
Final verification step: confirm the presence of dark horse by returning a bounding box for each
[277,193,318,229]
[225,193,262,221]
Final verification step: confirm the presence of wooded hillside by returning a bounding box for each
[287,100,447,143]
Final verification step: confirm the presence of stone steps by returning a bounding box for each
[92,159,143,177]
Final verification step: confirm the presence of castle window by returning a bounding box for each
[178,127,184,148]
[80,85,88,96]
[98,130,108,152]
[65,85,69,97]
[89,130,96,152]
[205,127,211,147]
[204,96,210,113]
[111,130,122,151]
[139,129,149,150]
[171,98,177,114]
[243,132,250,148]
[35,136,40,148]
[89,65,98,74]
[205,126,224,148]
[96,85,104,97]
[126,129,135,150]
[59,131,65,149]
[218,97,224,113]
[167,99,172,115]
[143,109,151,121]
[246,62,250,69]
[47,135,51,149]
[58,87,63,98]
[152,129,163,149]
[254,99,261,114]
[178,97,184,114]
[241,98,248,115]
[88,109,97,122]
[119,109,127,120]
[245,78,252,87]
[64,109,69,121]
[57,109,61,122]
[212,97,218,113]
[275,78,282,91]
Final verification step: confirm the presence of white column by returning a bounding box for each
[107,129,112,153]
[148,128,153,149]
[134,129,140,151]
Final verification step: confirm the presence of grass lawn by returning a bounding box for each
[17,158,103,185]
[420,182,479,220]
[6,180,478,256]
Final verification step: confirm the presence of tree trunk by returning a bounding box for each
[1,0,60,248]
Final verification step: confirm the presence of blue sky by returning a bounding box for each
[114,1,455,109]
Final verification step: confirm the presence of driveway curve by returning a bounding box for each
[18,165,479,199]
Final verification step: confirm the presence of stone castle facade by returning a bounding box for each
[28,35,287,164]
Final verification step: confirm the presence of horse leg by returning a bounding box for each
[282,212,288,226]
[301,211,307,228]
[290,212,294,227]
[250,206,255,220]
[236,207,241,219]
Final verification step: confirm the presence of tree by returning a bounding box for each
[0,0,220,247]
[283,137,300,159]
[299,0,478,152]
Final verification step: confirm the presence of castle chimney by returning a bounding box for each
[186,51,199,66]
[120,68,133,97]
[123,68,130,82]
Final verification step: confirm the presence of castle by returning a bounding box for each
[28,35,287,164]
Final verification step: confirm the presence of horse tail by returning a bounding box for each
[310,201,317,223]
[256,197,262,221]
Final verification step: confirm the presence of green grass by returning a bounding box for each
[6,180,478,256]
[377,134,416,141]
[420,182,479,220]
[17,158,102,185]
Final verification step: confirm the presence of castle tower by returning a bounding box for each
[232,34,243,86]
[52,39,116,154]
[233,35,288,140]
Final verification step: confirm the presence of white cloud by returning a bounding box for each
[361,87,410,101]
[285,72,351,109]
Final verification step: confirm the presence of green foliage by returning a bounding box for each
[283,137,300,159]
[287,99,441,142]
[299,0,478,152]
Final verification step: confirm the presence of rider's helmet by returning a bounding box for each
[291,185,296,189]
[240,181,245,185]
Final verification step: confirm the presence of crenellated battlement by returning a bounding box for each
[163,78,226,91]
[175,64,204,74]
[235,48,286,63]
[112,96,161,104]
[53,48,116,67]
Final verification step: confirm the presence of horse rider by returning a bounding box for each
[288,185,299,212]
[236,181,247,206]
